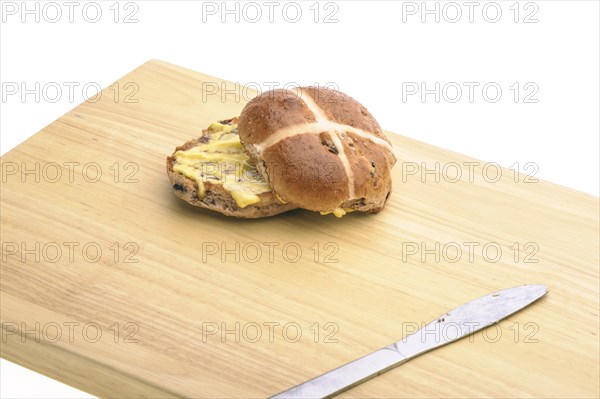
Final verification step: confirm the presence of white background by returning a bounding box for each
[1,1,598,397]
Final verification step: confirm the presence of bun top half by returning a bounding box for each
[238,87,396,214]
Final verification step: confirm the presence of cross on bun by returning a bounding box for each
[238,87,397,215]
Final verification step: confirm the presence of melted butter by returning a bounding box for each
[320,208,354,218]
[275,193,288,204]
[173,121,272,208]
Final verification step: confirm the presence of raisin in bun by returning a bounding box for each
[238,87,397,216]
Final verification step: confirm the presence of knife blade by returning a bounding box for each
[270,284,548,399]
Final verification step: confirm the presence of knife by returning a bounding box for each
[270,284,548,398]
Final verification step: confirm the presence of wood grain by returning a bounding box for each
[1,60,598,398]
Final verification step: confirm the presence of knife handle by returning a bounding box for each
[269,345,408,399]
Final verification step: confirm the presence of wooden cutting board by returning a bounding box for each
[1,60,598,398]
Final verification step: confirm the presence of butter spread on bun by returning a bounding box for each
[166,118,297,218]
